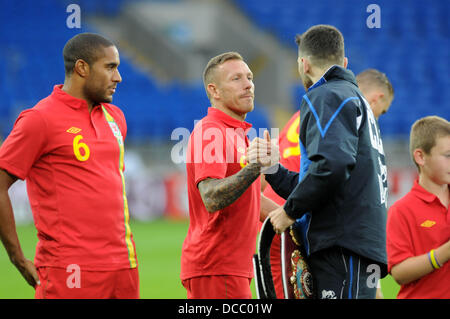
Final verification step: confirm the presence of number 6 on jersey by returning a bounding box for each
[73,134,90,161]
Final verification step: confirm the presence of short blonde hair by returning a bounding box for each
[410,116,450,170]
[356,68,394,98]
[203,52,243,99]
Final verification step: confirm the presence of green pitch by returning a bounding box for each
[0,219,400,299]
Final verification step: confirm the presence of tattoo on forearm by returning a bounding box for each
[198,163,261,212]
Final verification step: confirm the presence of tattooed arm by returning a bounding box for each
[198,163,262,213]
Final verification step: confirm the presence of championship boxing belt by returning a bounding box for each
[281,225,314,299]
[253,218,314,299]
[253,218,277,299]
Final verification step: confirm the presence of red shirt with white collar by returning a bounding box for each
[0,85,137,271]
[386,179,450,298]
[180,107,260,280]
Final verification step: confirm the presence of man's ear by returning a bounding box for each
[343,57,348,68]
[302,57,311,74]
[372,91,386,106]
[207,83,219,100]
[74,59,90,78]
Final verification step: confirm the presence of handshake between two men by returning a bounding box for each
[247,131,296,234]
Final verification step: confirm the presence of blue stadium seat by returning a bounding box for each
[0,0,272,143]
[232,0,450,136]
[2,0,447,140]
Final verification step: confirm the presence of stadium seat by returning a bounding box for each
[232,0,450,136]
[0,0,271,143]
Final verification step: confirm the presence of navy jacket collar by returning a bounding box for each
[308,65,357,91]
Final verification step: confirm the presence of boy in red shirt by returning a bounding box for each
[180,52,278,299]
[387,115,450,298]
[0,33,138,298]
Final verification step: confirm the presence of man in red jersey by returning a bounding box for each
[0,33,138,298]
[180,52,278,299]
[262,68,394,298]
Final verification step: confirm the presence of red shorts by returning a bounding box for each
[35,266,139,299]
[182,275,252,299]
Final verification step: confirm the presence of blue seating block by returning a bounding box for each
[0,0,273,142]
[232,0,450,136]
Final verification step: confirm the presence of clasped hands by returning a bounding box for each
[246,130,279,173]
[247,131,295,234]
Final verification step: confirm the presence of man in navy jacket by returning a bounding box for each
[266,25,388,299]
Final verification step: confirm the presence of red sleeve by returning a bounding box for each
[0,109,48,180]
[190,122,228,186]
[386,203,415,273]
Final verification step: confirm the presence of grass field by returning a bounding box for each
[0,219,400,299]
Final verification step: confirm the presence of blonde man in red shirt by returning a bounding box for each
[0,33,138,298]
[180,52,278,299]
[387,116,450,298]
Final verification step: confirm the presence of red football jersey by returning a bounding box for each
[180,107,260,280]
[0,85,137,271]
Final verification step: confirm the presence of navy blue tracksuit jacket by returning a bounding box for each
[266,66,388,270]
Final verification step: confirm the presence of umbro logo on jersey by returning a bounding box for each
[66,127,82,134]
[420,220,436,228]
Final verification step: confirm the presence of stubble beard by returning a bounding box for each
[84,83,113,106]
